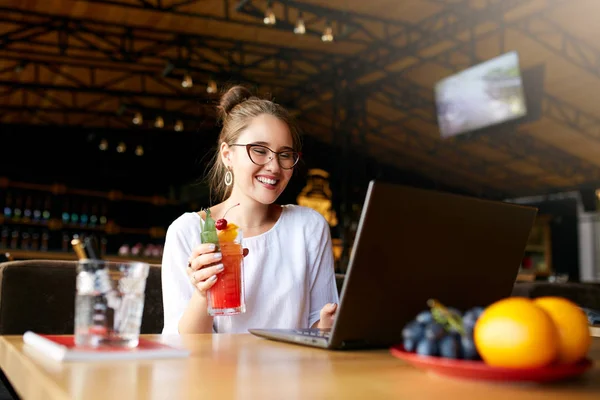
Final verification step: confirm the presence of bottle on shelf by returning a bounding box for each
[99,203,108,226]
[155,244,163,258]
[20,231,30,250]
[2,192,12,219]
[100,236,108,256]
[118,244,130,256]
[10,230,19,249]
[33,196,42,223]
[13,194,22,222]
[23,195,32,222]
[80,202,89,227]
[31,232,40,251]
[41,231,49,251]
[1,228,8,248]
[61,199,70,225]
[143,244,154,258]
[70,198,80,226]
[62,233,70,252]
[42,195,52,223]
[89,204,98,227]
[131,242,143,256]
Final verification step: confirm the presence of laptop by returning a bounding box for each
[249,180,537,350]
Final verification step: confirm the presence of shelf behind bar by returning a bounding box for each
[0,177,180,206]
[3,249,162,265]
[0,216,166,238]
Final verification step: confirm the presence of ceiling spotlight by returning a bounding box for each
[99,139,108,151]
[294,14,306,35]
[174,120,184,132]
[135,145,144,156]
[207,79,217,94]
[132,112,143,125]
[322,23,334,42]
[154,116,164,128]
[181,73,193,88]
[116,142,126,153]
[264,2,276,25]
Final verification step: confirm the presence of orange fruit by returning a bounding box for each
[533,297,591,364]
[218,223,239,242]
[474,297,558,368]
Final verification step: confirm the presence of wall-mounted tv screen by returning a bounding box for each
[435,51,528,139]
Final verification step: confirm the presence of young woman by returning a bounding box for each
[161,86,339,334]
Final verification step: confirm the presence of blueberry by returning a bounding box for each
[439,335,461,359]
[461,336,480,360]
[402,321,424,342]
[416,338,439,357]
[462,311,478,331]
[424,322,445,341]
[403,338,417,352]
[469,307,485,319]
[463,325,474,338]
[415,310,433,324]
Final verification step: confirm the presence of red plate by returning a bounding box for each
[390,345,593,383]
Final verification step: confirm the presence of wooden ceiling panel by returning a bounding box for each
[527,118,600,168]
[404,62,453,88]
[458,142,517,164]
[299,0,441,22]
[400,118,437,134]
[546,0,600,52]
[544,175,586,188]
[503,160,547,176]
[366,98,405,121]
[501,28,600,116]
[502,0,554,22]
[419,40,461,58]
[474,32,507,63]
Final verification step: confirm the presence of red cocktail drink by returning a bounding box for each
[207,224,245,316]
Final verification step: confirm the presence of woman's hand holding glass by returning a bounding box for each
[186,243,249,296]
[187,243,224,296]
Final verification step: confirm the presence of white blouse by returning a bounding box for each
[161,205,340,334]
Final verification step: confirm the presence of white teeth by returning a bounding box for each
[257,177,277,185]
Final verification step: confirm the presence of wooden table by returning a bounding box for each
[0,334,599,400]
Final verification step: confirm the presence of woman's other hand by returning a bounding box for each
[315,303,338,330]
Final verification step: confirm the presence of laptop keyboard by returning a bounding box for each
[294,329,331,338]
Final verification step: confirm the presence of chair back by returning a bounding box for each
[0,259,164,335]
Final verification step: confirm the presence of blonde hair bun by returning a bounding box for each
[217,85,253,121]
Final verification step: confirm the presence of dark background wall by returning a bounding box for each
[528,198,580,282]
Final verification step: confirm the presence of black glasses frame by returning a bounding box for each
[230,143,301,170]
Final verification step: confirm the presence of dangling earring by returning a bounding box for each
[224,169,233,186]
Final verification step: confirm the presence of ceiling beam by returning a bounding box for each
[0,7,344,84]
[513,14,600,81]
[0,78,208,101]
[79,0,417,45]
[286,0,533,109]
[288,0,566,117]
[543,94,600,142]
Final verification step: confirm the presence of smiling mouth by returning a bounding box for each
[256,176,279,187]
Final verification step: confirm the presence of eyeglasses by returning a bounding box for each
[230,144,301,170]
